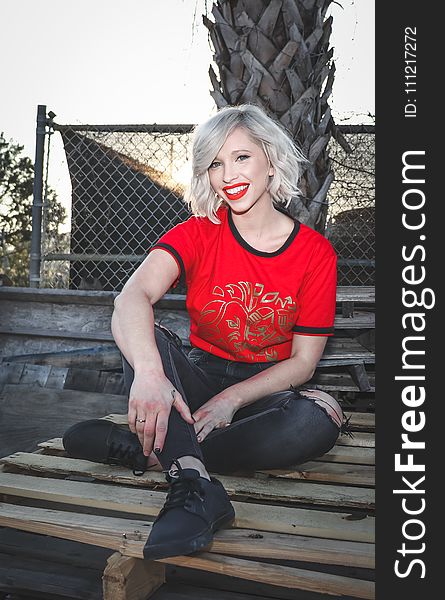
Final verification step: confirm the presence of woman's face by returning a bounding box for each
[208,127,274,213]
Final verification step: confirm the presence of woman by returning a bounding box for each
[63,104,344,561]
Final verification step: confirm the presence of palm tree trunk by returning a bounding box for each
[204,0,350,231]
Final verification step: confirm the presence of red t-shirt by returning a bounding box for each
[150,207,337,363]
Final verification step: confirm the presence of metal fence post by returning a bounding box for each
[29,104,47,287]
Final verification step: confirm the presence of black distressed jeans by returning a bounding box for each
[122,324,341,474]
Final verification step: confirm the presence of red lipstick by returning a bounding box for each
[223,183,249,201]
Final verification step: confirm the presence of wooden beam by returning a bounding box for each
[321,445,375,466]
[0,452,375,510]
[347,363,373,392]
[37,435,375,486]
[258,461,375,487]
[0,472,374,543]
[0,286,375,306]
[102,552,165,600]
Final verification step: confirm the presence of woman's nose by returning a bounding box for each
[222,163,237,183]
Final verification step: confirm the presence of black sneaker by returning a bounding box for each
[62,419,148,475]
[143,460,235,560]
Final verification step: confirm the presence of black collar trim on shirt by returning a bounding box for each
[228,206,300,257]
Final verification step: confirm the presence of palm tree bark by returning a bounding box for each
[204,0,351,231]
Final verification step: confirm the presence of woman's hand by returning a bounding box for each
[127,370,194,457]
[192,392,239,443]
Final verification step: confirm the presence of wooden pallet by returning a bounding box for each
[0,413,375,600]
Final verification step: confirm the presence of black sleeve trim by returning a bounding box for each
[151,243,185,283]
[292,325,335,334]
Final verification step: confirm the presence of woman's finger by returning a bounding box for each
[142,418,157,457]
[197,422,214,443]
[135,418,146,447]
[172,392,194,424]
[128,406,137,433]
[193,415,208,435]
[153,408,170,454]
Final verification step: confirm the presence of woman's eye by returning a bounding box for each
[237,154,250,162]
[209,161,221,169]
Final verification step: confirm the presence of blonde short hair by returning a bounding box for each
[184,104,307,223]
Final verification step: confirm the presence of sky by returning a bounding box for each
[0,0,374,207]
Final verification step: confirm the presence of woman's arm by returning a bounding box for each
[192,335,328,441]
[111,249,194,456]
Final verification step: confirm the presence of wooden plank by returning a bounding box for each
[335,311,374,329]
[0,325,114,342]
[3,332,375,369]
[18,363,52,386]
[0,504,374,599]
[0,453,375,510]
[165,554,375,599]
[336,432,374,448]
[102,372,127,395]
[0,299,113,335]
[3,345,122,369]
[0,287,118,306]
[258,462,374,487]
[347,363,373,392]
[0,335,118,362]
[342,301,355,318]
[2,311,372,339]
[336,287,375,303]
[321,445,375,466]
[38,437,374,486]
[0,472,375,544]
[0,362,25,386]
[102,552,165,600]
[64,367,101,392]
[0,286,375,305]
[344,412,375,430]
[0,355,375,398]
[45,365,69,389]
[309,370,375,394]
[72,364,376,398]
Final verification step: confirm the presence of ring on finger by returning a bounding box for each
[136,418,146,423]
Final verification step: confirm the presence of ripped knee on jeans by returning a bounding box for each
[298,388,344,429]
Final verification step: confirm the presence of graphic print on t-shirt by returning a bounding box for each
[196,281,297,361]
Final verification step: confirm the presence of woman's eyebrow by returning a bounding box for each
[212,148,253,161]
[214,149,252,158]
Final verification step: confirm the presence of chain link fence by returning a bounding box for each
[326,126,375,286]
[40,121,374,290]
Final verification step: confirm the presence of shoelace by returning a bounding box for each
[161,460,204,512]
[108,442,145,476]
